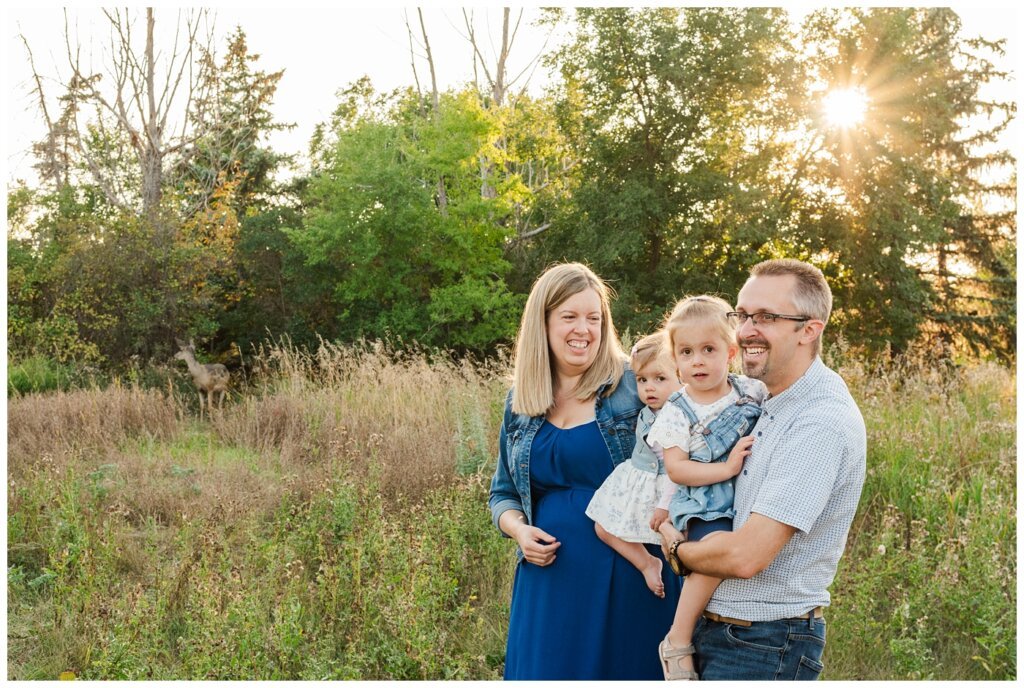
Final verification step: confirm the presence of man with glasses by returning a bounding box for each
[659,258,866,680]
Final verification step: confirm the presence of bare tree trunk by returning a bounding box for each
[493,8,511,108]
[418,9,440,114]
[935,240,955,349]
[404,10,427,119]
[21,8,214,219]
[141,9,162,216]
[418,8,447,216]
[464,8,515,200]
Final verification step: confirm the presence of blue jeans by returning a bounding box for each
[693,615,826,680]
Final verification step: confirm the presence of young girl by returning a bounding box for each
[649,295,767,681]
[585,333,681,598]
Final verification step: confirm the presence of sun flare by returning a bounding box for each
[823,87,868,129]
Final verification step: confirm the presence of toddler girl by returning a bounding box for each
[585,333,681,598]
[649,295,767,681]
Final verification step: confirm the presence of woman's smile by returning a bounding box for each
[547,288,602,375]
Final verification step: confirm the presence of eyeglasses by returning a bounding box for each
[726,312,811,326]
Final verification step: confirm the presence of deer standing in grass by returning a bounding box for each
[174,338,230,420]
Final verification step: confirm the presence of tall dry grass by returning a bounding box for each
[8,339,515,680]
[7,383,180,470]
[210,338,510,498]
[7,339,1016,679]
[9,340,509,534]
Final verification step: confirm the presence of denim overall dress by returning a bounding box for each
[666,375,764,532]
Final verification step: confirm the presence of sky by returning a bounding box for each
[4,5,1020,187]
[5,6,560,184]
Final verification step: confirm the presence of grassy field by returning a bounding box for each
[6,341,1016,679]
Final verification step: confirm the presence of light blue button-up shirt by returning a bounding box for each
[707,357,866,622]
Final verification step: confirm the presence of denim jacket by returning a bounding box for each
[489,363,643,559]
[667,375,764,526]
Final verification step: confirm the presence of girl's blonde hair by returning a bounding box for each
[665,295,736,352]
[630,331,674,376]
[512,263,626,416]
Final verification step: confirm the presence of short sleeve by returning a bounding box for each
[749,418,845,533]
[647,403,692,451]
[737,375,768,403]
[655,472,676,510]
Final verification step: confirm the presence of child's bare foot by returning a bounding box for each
[658,519,686,550]
[642,555,665,598]
[658,520,688,576]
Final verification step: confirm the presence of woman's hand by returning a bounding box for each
[515,524,561,566]
[724,435,755,477]
[649,508,669,532]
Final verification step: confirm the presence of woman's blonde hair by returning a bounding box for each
[665,295,736,353]
[512,263,626,416]
[630,331,674,377]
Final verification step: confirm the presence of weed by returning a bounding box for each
[6,342,1014,679]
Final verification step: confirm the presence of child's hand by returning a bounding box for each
[725,435,755,476]
[649,508,669,532]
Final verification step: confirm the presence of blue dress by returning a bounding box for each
[503,420,681,680]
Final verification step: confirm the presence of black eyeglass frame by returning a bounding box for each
[726,311,812,326]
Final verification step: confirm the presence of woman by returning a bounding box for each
[489,262,681,679]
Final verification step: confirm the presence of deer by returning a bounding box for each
[174,338,230,420]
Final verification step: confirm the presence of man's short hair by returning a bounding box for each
[749,259,832,354]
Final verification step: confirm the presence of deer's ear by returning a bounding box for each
[175,338,186,348]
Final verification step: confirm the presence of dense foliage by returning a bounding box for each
[8,8,1015,371]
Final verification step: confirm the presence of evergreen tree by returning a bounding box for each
[801,8,1016,357]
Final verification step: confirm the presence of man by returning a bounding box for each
[659,258,866,680]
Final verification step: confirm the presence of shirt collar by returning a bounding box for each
[763,357,826,411]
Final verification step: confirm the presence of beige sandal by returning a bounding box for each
[658,637,699,681]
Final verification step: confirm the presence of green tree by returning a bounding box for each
[7,183,220,365]
[291,81,522,351]
[175,27,300,356]
[177,27,293,218]
[534,8,807,333]
[13,20,297,367]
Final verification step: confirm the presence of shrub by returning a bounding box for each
[7,355,78,395]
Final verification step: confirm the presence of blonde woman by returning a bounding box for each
[489,263,680,680]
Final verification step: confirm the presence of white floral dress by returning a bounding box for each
[586,406,677,545]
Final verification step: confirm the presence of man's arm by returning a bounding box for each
[678,513,796,579]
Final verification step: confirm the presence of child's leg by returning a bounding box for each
[594,522,664,598]
[663,532,726,673]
